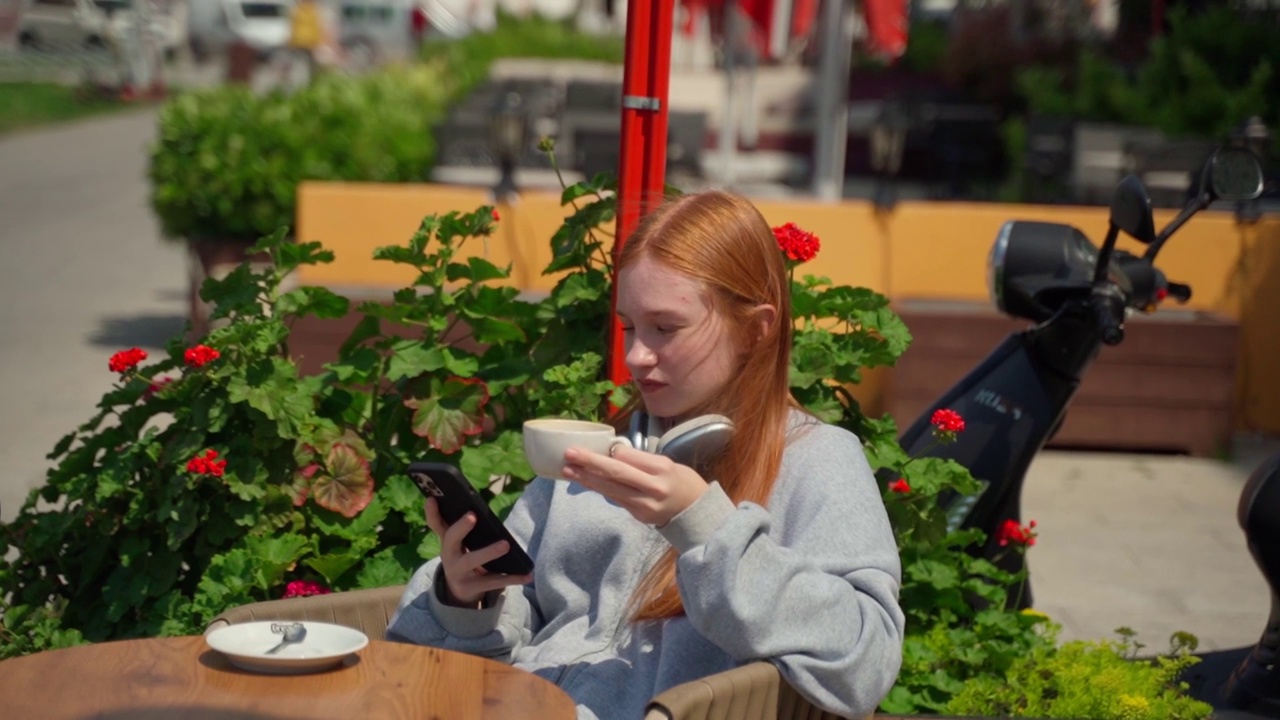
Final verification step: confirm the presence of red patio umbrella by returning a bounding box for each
[609,0,677,387]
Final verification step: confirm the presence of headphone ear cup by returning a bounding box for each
[628,411,648,450]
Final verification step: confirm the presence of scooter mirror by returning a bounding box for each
[1109,174,1156,244]
[1208,147,1265,202]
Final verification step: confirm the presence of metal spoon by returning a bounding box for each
[265,623,306,655]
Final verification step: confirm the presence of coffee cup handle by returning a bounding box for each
[607,437,631,457]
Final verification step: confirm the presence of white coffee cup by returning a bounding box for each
[523,418,630,480]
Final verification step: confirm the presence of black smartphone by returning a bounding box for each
[407,461,534,576]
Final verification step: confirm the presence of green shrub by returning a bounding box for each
[898,19,950,75]
[148,62,454,242]
[148,14,624,244]
[946,626,1214,719]
[1017,7,1275,140]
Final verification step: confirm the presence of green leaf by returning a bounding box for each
[548,272,604,308]
[226,358,319,437]
[338,314,382,357]
[326,346,381,383]
[489,489,523,520]
[460,431,534,487]
[466,316,526,344]
[276,286,350,320]
[272,239,335,270]
[879,685,923,715]
[304,553,364,586]
[908,559,961,590]
[381,474,427,526]
[200,263,268,321]
[417,532,441,560]
[247,227,292,256]
[355,546,417,588]
[196,549,254,609]
[445,256,509,283]
[248,533,311,567]
[386,342,445,380]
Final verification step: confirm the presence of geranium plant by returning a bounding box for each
[0,182,622,655]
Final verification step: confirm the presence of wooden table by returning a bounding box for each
[0,636,576,719]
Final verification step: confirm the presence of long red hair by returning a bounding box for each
[614,190,796,622]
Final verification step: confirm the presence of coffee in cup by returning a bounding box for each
[523,418,630,480]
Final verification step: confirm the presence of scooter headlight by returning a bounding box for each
[987,221,1100,322]
[987,222,1014,314]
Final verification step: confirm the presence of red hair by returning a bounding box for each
[613,190,796,621]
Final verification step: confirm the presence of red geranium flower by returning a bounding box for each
[283,580,331,599]
[186,448,227,477]
[931,408,966,434]
[491,208,500,221]
[184,344,220,369]
[772,222,821,263]
[887,478,911,493]
[143,377,173,398]
[996,518,1038,547]
[108,347,147,373]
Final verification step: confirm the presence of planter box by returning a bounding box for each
[287,296,498,378]
[887,300,1239,456]
[186,238,273,340]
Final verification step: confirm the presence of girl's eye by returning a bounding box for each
[620,326,635,334]
[657,326,676,335]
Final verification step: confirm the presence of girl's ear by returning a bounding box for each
[752,304,778,343]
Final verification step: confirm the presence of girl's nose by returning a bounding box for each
[626,341,657,371]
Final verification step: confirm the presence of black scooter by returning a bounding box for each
[895,144,1277,717]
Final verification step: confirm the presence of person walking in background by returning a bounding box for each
[287,0,327,86]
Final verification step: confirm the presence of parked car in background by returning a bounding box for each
[417,0,495,39]
[187,0,293,58]
[327,0,419,64]
[18,0,181,54]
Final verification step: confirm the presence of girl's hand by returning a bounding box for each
[424,498,532,608]
[561,444,709,527]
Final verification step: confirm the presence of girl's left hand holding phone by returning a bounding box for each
[561,444,709,527]
[424,498,532,607]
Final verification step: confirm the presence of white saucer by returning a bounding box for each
[205,621,369,675]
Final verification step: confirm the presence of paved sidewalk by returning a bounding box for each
[0,108,187,525]
[1,107,1278,659]
[1024,436,1280,653]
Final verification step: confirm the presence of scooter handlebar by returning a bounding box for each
[1166,281,1193,303]
[1090,288,1126,346]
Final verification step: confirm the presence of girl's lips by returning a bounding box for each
[638,380,667,392]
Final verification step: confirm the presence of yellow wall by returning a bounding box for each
[295,182,1280,434]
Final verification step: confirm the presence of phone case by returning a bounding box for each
[407,462,534,576]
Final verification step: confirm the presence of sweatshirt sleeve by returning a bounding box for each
[658,423,905,719]
[384,478,553,661]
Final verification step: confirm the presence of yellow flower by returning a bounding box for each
[1115,693,1151,720]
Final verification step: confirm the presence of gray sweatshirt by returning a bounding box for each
[386,414,905,720]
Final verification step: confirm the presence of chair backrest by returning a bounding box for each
[203,584,407,639]
[644,660,854,720]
